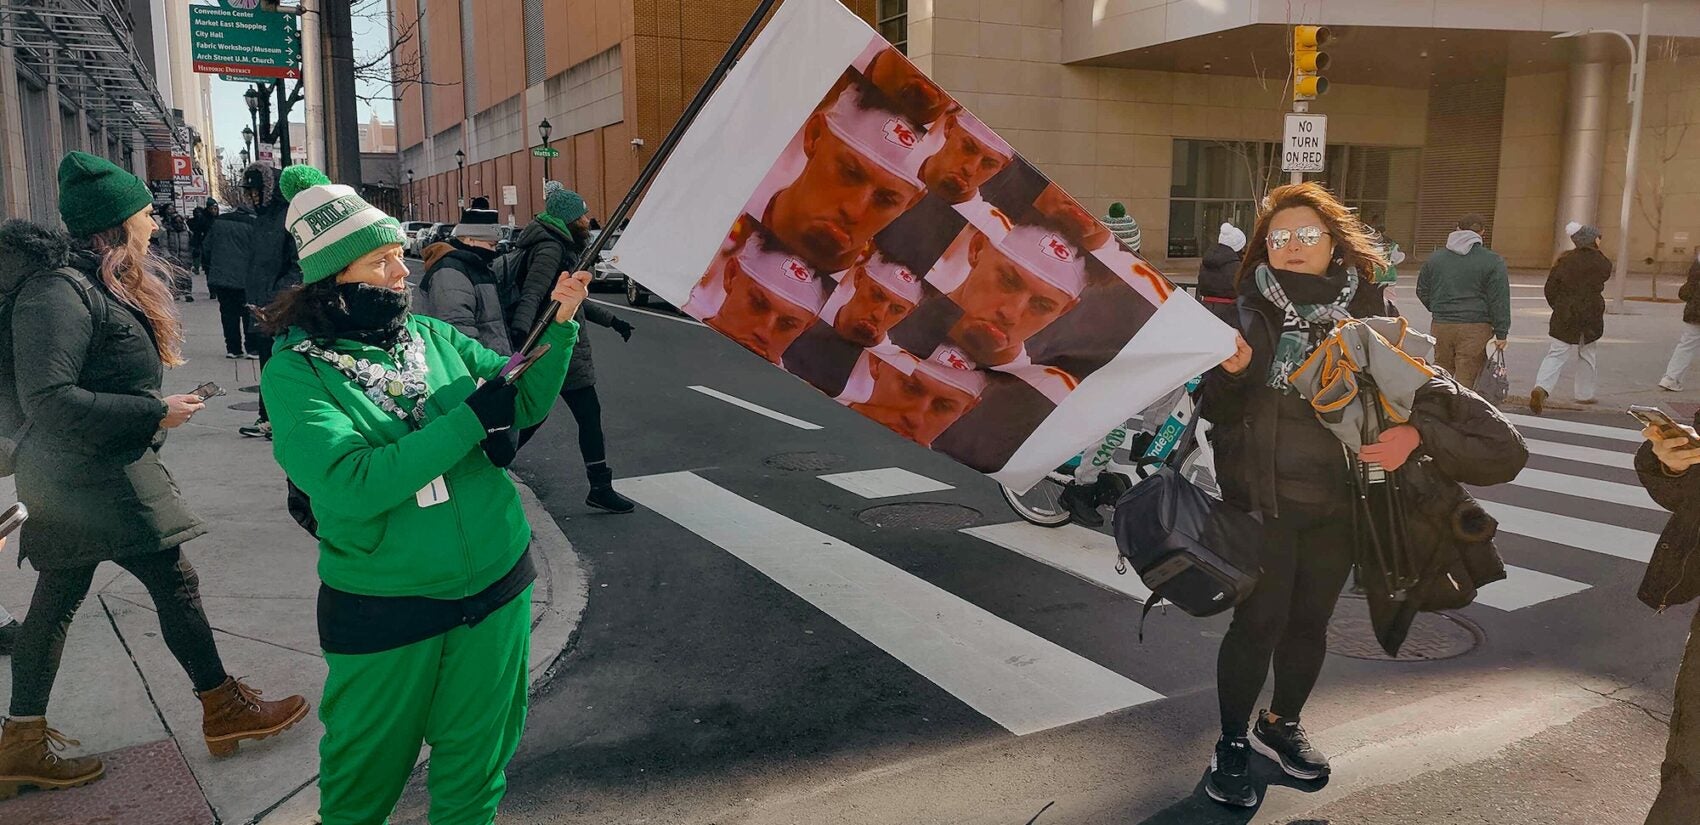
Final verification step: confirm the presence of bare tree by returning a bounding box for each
[351,0,459,106]
[1634,37,1694,300]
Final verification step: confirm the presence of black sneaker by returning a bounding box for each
[586,485,636,514]
[1059,482,1103,527]
[1205,736,1258,808]
[239,419,272,440]
[1252,713,1330,780]
[226,352,242,360]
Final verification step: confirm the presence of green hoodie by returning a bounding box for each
[262,313,578,599]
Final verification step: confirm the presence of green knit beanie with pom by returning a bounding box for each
[281,164,406,285]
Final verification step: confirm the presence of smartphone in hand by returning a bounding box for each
[499,343,552,384]
[0,502,28,540]
[1630,405,1699,446]
[190,381,226,401]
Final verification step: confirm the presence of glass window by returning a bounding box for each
[877,0,907,54]
[1167,138,1419,259]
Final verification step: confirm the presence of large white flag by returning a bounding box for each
[615,0,1235,492]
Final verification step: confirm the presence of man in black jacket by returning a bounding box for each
[1638,414,1700,824]
[1197,221,1246,324]
[236,164,302,440]
[510,183,637,514]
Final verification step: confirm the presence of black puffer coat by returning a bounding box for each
[510,220,627,391]
[0,220,204,569]
[1200,269,1392,517]
[1636,411,1700,611]
[1195,242,1242,325]
[1545,245,1612,344]
[240,163,302,310]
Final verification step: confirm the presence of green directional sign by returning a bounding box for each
[191,4,300,79]
[532,146,561,158]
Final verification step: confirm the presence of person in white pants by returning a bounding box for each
[1530,223,1612,414]
[1659,251,1700,393]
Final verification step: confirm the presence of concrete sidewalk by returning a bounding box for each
[0,288,588,825]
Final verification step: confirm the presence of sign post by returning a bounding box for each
[1282,112,1327,177]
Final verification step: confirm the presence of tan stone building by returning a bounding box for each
[900,0,1700,273]
[393,0,878,227]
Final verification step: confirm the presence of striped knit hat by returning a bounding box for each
[280,165,407,285]
[1102,203,1141,253]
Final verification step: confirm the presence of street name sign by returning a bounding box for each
[191,4,301,79]
[1282,113,1327,173]
[532,146,561,158]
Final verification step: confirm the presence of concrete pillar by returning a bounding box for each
[1552,38,1613,263]
[0,45,30,219]
[43,60,63,162]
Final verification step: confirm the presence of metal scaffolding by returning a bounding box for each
[0,0,183,151]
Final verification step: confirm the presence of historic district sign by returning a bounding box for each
[190,2,301,79]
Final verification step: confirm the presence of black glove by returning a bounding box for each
[464,379,518,435]
[481,428,520,468]
[612,318,635,342]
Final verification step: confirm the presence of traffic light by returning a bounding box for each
[1293,25,1331,101]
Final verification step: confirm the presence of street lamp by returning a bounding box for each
[241,125,254,154]
[243,88,261,155]
[406,169,415,221]
[1553,1,1650,313]
[240,148,250,168]
[538,118,553,183]
[455,149,466,211]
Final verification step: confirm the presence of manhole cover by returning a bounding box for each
[763,452,846,472]
[1326,595,1482,661]
[229,401,262,412]
[857,502,982,530]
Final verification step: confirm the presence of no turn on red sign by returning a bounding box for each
[1282,113,1327,173]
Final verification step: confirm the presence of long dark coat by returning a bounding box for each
[1545,245,1612,344]
[0,220,203,569]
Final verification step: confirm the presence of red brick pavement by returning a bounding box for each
[0,738,213,825]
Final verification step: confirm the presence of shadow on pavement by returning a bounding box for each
[1134,766,1330,825]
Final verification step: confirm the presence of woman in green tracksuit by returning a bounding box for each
[258,166,590,825]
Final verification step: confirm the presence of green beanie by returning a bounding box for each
[280,164,407,285]
[544,180,588,224]
[1108,202,1128,219]
[57,151,155,238]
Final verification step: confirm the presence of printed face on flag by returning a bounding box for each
[617,3,1235,491]
[920,112,1014,205]
[849,351,986,447]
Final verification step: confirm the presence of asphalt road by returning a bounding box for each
[394,276,1684,825]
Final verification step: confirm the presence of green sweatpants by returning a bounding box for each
[318,585,532,825]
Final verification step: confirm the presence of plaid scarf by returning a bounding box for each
[1253,263,1358,391]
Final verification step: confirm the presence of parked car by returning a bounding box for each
[427,223,457,248]
[496,224,517,255]
[401,221,433,257]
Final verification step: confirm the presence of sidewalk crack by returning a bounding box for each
[103,593,325,659]
[100,593,224,824]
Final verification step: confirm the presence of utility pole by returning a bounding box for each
[320,0,363,185]
[301,0,327,167]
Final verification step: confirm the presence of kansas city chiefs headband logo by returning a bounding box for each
[782,257,813,283]
[895,267,916,284]
[883,118,919,149]
[936,346,973,371]
[1040,233,1074,263]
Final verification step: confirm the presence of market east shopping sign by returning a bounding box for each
[190,3,301,80]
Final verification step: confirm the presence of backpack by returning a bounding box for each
[0,266,112,476]
[489,244,533,328]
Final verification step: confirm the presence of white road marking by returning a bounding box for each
[1479,500,1658,563]
[687,385,823,431]
[962,522,1152,603]
[587,297,707,327]
[1524,438,1634,469]
[818,468,954,499]
[1500,468,1660,512]
[619,472,1164,735]
[1473,565,1592,611]
[1502,413,1644,443]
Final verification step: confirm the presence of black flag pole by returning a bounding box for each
[515,0,784,358]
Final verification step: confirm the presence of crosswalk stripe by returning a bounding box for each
[1503,413,1644,443]
[1524,438,1635,470]
[961,522,1153,603]
[1479,500,1657,563]
[1473,565,1592,611]
[687,385,823,430]
[1502,468,1660,512]
[618,472,1164,735]
[818,468,954,499]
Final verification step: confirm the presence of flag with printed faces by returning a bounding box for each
[614,0,1235,491]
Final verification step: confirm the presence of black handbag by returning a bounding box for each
[1112,402,1263,630]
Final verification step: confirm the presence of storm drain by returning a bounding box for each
[857,502,982,531]
[763,452,846,472]
[1326,595,1483,662]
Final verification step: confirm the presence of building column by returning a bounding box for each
[1552,38,1613,262]
[43,60,63,162]
[0,45,30,218]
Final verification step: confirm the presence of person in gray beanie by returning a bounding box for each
[418,205,514,354]
[1530,222,1612,414]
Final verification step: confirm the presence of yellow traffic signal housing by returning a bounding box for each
[1293,25,1331,101]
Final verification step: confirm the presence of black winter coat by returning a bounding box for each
[1636,412,1700,610]
[1678,259,1700,326]
[201,209,254,290]
[0,220,204,569]
[1196,243,1243,325]
[1545,245,1612,344]
[510,220,627,391]
[241,165,302,310]
[1200,271,1392,517]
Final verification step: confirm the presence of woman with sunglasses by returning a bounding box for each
[1198,182,1395,808]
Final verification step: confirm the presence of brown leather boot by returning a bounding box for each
[197,677,309,757]
[0,718,105,800]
